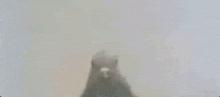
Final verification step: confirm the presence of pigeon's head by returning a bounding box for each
[91,50,119,80]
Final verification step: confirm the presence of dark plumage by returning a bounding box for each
[81,50,137,97]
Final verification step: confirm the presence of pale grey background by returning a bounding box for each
[1,0,220,97]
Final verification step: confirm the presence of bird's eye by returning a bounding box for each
[91,61,96,67]
[114,60,118,66]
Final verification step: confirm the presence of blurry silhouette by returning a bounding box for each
[81,50,137,97]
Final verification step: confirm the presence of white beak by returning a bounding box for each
[100,67,110,78]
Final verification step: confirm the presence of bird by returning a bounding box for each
[80,50,137,97]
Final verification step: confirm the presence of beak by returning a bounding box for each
[100,67,110,78]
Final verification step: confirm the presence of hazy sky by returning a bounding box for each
[1,0,220,97]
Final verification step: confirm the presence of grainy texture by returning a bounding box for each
[81,50,137,97]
